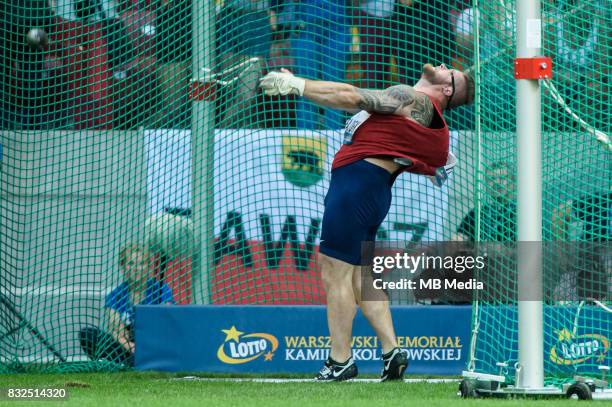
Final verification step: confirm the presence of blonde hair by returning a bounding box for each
[118,242,150,268]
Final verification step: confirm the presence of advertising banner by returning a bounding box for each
[135,305,471,374]
[476,305,612,376]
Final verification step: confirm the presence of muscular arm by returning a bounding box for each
[260,70,435,126]
[302,81,434,126]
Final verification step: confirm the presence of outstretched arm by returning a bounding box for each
[303,81,415,114]
[259,69,433,125]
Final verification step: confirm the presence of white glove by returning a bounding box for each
[259,70,306,96]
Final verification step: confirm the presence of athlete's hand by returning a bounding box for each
[259,68,306,96]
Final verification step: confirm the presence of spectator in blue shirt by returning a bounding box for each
[79,242,175,367]
[287,0,350,129]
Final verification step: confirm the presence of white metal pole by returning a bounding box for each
[516,0,544,389]
[191,0,215,304]
[473,0,482,246]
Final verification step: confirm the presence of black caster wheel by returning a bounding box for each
[459,379,477,398]
[566,382,593,400]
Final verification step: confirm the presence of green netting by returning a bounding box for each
[466,0,611,386]
[0,0,609,380]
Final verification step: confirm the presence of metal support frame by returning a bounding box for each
[515,0,544,390]
[191,0,215,304]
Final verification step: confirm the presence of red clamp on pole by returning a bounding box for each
[190,79,218,102]
[514,57,553,79]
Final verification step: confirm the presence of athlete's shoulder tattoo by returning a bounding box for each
[410,93,434,127]
[356,88,405,114]
[356,85,434,127]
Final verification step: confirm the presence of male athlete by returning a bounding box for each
[260,64,475,381]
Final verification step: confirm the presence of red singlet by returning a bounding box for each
[331,97,449,176]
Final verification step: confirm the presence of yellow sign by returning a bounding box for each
[217,326,279,364]
[549,328,609,365]
[281,135,326,188]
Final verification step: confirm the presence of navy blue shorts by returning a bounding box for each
[319,160,395,265]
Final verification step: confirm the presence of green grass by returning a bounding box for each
[0,372,603,406]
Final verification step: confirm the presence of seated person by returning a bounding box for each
[454,162,516,242]
[552,189,611,301]
[79,242,175,366]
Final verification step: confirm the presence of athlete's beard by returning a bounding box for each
[421,63,437,81]
[415,63,440,90]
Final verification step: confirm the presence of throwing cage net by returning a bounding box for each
[466,0,611,387]
[0,0,609,378]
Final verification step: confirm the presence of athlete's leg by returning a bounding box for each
[318,160,394,369]
[352,222,407,381]
[350,176,408,381]
[352,264,398,354]
[319,252,356,362]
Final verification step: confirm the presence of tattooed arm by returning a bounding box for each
[302,80,434,126]
[259,70,434,126]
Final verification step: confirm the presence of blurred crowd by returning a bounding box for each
[0,0,609,130]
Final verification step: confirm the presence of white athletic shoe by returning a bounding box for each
[315,357,358,382]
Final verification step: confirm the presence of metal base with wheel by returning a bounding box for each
[459,370,612,401]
